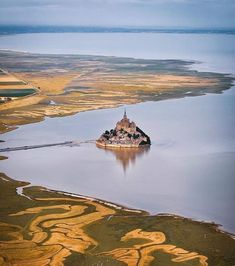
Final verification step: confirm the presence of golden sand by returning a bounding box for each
[0,61,227,135]
[0,51,233,133]
[100,228,208,266]
[0,195,209,266]
[15,72,78,94]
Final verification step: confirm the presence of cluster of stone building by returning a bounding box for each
[96,111,151,148]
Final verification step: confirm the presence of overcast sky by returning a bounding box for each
[0,0,234,28]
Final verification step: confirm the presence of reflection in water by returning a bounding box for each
[97,145,150,171]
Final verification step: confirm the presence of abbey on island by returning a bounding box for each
[96,110,151,148]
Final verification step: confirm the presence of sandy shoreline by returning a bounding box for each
[0,172,234,265]
[0,50,234,134]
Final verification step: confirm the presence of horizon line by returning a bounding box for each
[0,25,235,30]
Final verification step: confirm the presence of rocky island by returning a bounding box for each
[96,110,151,148]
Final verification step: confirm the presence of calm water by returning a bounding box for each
[0,33,235,74]
[0,32,235,232]
[1,88,235,232]
[0,88,36,97]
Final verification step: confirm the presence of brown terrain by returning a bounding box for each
[0,50,233,134]
[0,172,234,266]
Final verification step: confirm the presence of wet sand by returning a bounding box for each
[0,172,234,266]
[0,50,233,134]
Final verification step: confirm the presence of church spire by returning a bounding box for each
[123,109,127,119]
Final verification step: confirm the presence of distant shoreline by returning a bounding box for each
[0,50,234,134]
[0,25,235,36]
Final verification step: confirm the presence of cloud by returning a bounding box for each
[0,0,232,8]
[0,0,234,27]
[0,0,234,8]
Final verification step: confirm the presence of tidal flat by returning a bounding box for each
[0,172,234,266]
[0,48,235,265]
[0,50,233,133]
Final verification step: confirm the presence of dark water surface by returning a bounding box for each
[0,88,36,97]
[1,87,235,233]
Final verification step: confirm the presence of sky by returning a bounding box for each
[0,0,234,28]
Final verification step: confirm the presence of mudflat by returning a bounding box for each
[0,50,233,133]
[0,172,234,266]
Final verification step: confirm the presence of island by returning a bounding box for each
[96,110,151,148]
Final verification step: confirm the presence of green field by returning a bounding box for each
[0,88,36,97]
